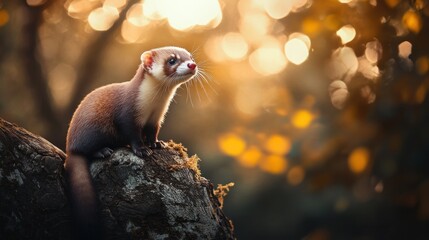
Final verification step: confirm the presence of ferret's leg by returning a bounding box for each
[117,118,151,157]
[68,128,114,159]
[142,124,164,148]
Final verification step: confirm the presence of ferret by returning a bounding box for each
[64,46,198,239]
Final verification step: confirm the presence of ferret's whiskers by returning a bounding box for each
[184,81,194,108]
[195,74,211,102]
[191,78,203,103]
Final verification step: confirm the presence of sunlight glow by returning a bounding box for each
[160,0,222,31]
[284,37,310,65]
[222,32,249,61]
[67,0,96,20]
[88,6,119,31]
[142,0,165,20]
[127,3,150,27]
[263,0,293,19]
[239,12,271,44]
[235,85,276,116]
[348,147,370,174]
[204,36,227,62]
[218,133,247,157]
[249,38,287,75]
[262,0,310,19]
[121,20,146,43]
[104,0,126,8]
[336,25,356,44]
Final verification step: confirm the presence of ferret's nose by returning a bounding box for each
[187,63,197,70]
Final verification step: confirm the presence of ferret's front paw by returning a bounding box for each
[93,147,114,159]
[148,141,166,149]
[132,146,153,158]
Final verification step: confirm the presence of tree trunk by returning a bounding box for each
[0,118,235,239]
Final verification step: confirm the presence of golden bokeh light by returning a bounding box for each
[121,20,146,43]
[260,155,288,174]
[88,6,119,31]
[67,0,96,20]
[235,84,277,116]
[336,25,356,44]
[221,32,249,61]
[365,40,382,64]
[287,166,305,186]
[263,0,292,19]
[348,147,370,174]
[238,146,262,168]
[398,41,412,59]
[292,0,311,11]
[204,36,227,62]
[239,12,272,44]
[249,38,287,75]
[385,0,400,8]
[0,9,9,27]
[302,18,321,36]
[26,0,46,7]
[358,57,380,80]
[415,84,426,104]
[127,3,150,27]
[141,0,165,20]
[284,37,310,65]
[218,133,247,157]
[328,47,358,81]
[265,134,291,155]
[329,80,349,109]
[161,0,223,31]
[48,64,76,108]
[416,57,429,75]
[291,110,314,129]
[402,10,422,33]
[104,0,126,8]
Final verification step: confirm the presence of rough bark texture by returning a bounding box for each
[0,118,234,239]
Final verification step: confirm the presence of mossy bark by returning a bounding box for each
[0,118,234,239]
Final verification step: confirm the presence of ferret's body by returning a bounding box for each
[66,46,197,158]
[65,46,198,239]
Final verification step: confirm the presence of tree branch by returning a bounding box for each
[18,1,62,139]
[0,118,235,239]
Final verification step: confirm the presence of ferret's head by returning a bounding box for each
[141,46,198,85]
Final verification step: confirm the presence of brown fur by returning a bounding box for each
[65,47,197,239]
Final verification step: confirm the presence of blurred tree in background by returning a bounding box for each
[1,0,429,239]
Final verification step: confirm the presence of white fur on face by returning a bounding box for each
[150,61,167,80]
[176,60,197,76]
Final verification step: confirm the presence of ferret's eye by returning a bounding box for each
[168,57,177,66]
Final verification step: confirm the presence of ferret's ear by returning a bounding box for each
[141,51,154,70]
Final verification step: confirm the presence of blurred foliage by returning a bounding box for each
[1,0,429,239]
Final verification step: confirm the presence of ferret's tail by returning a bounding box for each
[65,154,104,240]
